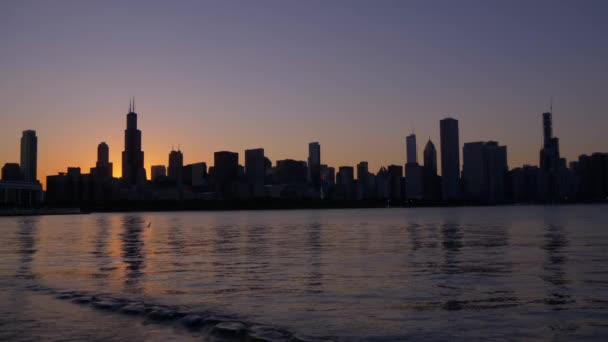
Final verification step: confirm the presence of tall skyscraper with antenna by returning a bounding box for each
[121,97,146,186]
[539,102,564,201]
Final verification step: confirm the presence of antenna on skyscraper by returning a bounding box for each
[129,97,132,112]
[133,96,136,112]
[550,96,553,113]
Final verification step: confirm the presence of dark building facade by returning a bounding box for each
[440,118,460,201]
[539,111,567,201]
[121,98,146,186]
[92,142,113,178]
[245,148,265,196]
[213,151,239,195]
[405,133,422,199]
[2,163,21,181]
[462,141,508,203]
[572,153,608,201]
[308,142,321,190]
[508,165,540,202]
[387,164,403,200]
[423,139,441,201]
[168,149,184,183]
[276,159,308,185]
[20,130,38,183]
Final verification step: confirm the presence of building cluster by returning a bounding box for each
[2,99,607,208]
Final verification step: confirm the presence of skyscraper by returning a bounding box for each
[423,139,441,201]
[405,133,422,199]
[151,165,167,182]
[121,98,146,186]
[168,149,184,183]
[308,142,321,189]
[213,151,239,194]
[20,130,37,183]
[406,134,417,164]
[93,142,113,178]
[539,110,564,201]
[462,141,508,203]
[423,139,438,176]
[245,148,265,196]
[440,117,460,201]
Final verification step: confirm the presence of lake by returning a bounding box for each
[1,205,607,341]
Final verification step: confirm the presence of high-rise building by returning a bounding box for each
[423,139,441,201]
[406,134,417,164]
[20,130,37,183]
[462,141,508,203]
[387,165,403,199]
[337,166,354,186]
[168,149,184,183]
[245,148,265,193]
[357,161,374,199]
[151,165,167,182]
[440,117,460,201]
[320,165,335,187]
[308,142,321,189]
[508,165,540,202]
[404,134,422,199]
[93,142,113,178]
[423,139,438,175]
[121,98,146,186]
[213,151,239,193]
[539,110,566,201]
[276,159,308,184]
[183,162,207,188]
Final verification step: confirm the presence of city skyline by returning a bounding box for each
[1,1,607,188]
[0,99,601,189]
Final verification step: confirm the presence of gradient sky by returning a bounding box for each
[1,0,607,188]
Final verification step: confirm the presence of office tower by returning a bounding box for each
[462,141,508,203]
[308,142,321,189]
[572,153,608,200]
[320,165,335,186]
[405,163,423,200]
[509,165,540,202]
[424,139,437,175]
[440,117,460,201]
[337,166,354,186]
[245,148,265,195]
[539,110,565,201]
[387,165,403,199]
[357,161,374,199]
[423,139,441,201]
[93,142,113,178]
[213,151,239,193]
[276,159,308,184]
[20,130,37,183]
[183,162,207,188]
[2,163,21,181]
[168,149,184,183]
[406,134,417,164]
[151,165,167,182]
[375,167,390,199]
[121,98,146,186]
[404,134,422,199]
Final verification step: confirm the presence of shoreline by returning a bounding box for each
[2,199,607,217]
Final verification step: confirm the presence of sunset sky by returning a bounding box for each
[1,0,607,188]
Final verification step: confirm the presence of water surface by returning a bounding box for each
[1,206,607,340]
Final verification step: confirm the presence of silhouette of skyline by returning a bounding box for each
[1,1,607,187]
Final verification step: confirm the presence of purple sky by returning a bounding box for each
[1,0,607,185]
